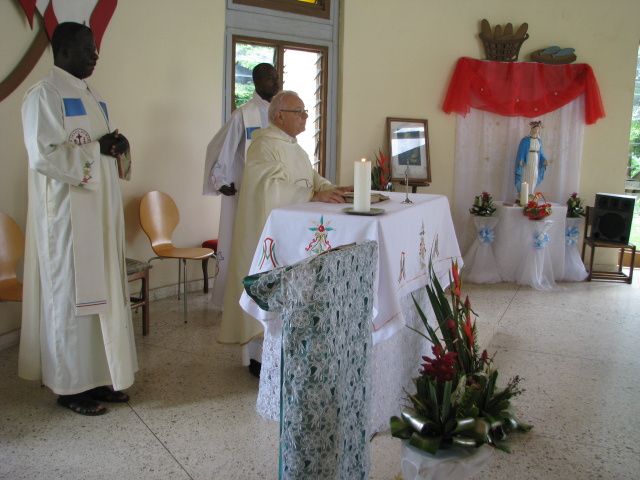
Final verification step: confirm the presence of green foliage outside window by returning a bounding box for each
[234,43,275,108]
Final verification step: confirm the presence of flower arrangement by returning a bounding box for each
[390,260,531,454]
[371,149,391,191]
[566,192,585,218]
[469,192,497,217]
[523,192,552,220]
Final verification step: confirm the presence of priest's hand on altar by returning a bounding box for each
[219,183,237,196]
[99,129,130,158]
[312,188,347,203]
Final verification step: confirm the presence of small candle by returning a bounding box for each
[353,158,371,212]
[520,182,529,206]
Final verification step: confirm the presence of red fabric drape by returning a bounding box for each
[442,57,605,124]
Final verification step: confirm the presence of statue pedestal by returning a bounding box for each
[463,216,502,283]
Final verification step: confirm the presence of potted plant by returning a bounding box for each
[566,192,585,218]
[469,192,497,217]
[390,259,531,476]
[371,149,392,191]
[562,193,588,281]
[464,192,501,283]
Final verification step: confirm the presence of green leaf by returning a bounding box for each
[411,294,441,349]
[428,381,439,416]
[390,416,413,439]
[451,374,467,405]
[493,440,512,453]
[409,432,441,455]
[441,381,452,423]
[451,436,477,448]
[453,417,476,433]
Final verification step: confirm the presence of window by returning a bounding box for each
[225,0,339,181]
[625,45,640,248]
[232,0,330,19]
[232,37,327,174]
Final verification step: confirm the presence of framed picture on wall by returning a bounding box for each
[386,117,431,186]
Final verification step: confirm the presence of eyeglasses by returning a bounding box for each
[280,109,308,115]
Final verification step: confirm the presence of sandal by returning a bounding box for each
[87,386,130,403]
[57,394,107,416]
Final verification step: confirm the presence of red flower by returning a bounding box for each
[462,305,474,348]
[422,345,458,382]
[451,261,461,297]
[481,349,489,363]
[447,318,456,331]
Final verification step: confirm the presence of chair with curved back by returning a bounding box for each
[0,212,25,303]
[139,191,214,322]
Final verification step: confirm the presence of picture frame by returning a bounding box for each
[386,117,431,186]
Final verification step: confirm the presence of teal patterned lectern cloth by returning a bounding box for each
[244,241,377,480]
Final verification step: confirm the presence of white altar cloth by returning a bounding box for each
[239,192,462,431]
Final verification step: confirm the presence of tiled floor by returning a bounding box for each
[1,277,639,479]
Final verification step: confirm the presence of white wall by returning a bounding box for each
[1,0,639,337]
[0,0,225,335]
[339,0,640,203]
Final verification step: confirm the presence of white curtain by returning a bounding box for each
[453,97,585,251]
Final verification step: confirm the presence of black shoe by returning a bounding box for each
[249,359,262,378]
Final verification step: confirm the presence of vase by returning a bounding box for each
[462,216,502,283]
[561,217,588,281]
[401,441,492,480]
[515,219,556,290]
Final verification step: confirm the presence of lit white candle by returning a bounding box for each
[520,182,529,206]
[353,158,371,212]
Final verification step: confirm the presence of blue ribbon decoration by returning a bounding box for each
[478,227,495,244]
[533,232,550,249]
[565,225,579,246]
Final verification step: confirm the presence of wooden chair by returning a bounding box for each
[139,191,215,322]
[581,206,636,283]
[200,239,218,293]
[0,212,24,303]
[126,258,151,335]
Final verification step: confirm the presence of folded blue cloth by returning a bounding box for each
[542,45,561,54]
[553,48,575,57]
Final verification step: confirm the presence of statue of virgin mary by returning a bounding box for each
[515,121,548,193]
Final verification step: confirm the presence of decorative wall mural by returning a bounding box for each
[1,0,118,102]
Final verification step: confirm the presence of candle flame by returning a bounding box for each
[360,158,367,162]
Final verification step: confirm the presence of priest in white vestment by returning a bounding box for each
[203,64,280,310]
[18,23,137,416]
[218,91,349,352]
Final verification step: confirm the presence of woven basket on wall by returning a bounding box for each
[480,33,529,62]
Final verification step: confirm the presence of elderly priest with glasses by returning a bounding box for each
[218,90,350,371]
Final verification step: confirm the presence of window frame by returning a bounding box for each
[231,35,329,175]
[224,0,339,182]
[232,0,331,20]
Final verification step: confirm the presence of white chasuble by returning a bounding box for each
[202,94,269,309]
[18,67,137,395]
[218,125,334,345]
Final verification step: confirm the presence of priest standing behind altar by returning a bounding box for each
[203,63,281,311]
[218,90,349,366]
[18,23,137,416]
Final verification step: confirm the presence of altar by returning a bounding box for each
[239,191,462,432]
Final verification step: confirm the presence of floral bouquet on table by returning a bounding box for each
[469,192,497,217]
[371,149,391,191]
[566,192,585,218]
[523,192,552,221]
[390,260,531,454]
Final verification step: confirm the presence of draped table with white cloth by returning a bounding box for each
[493,202,567,284]
[239,192,462,433]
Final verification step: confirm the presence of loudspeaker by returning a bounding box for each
[590,193,636,244]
